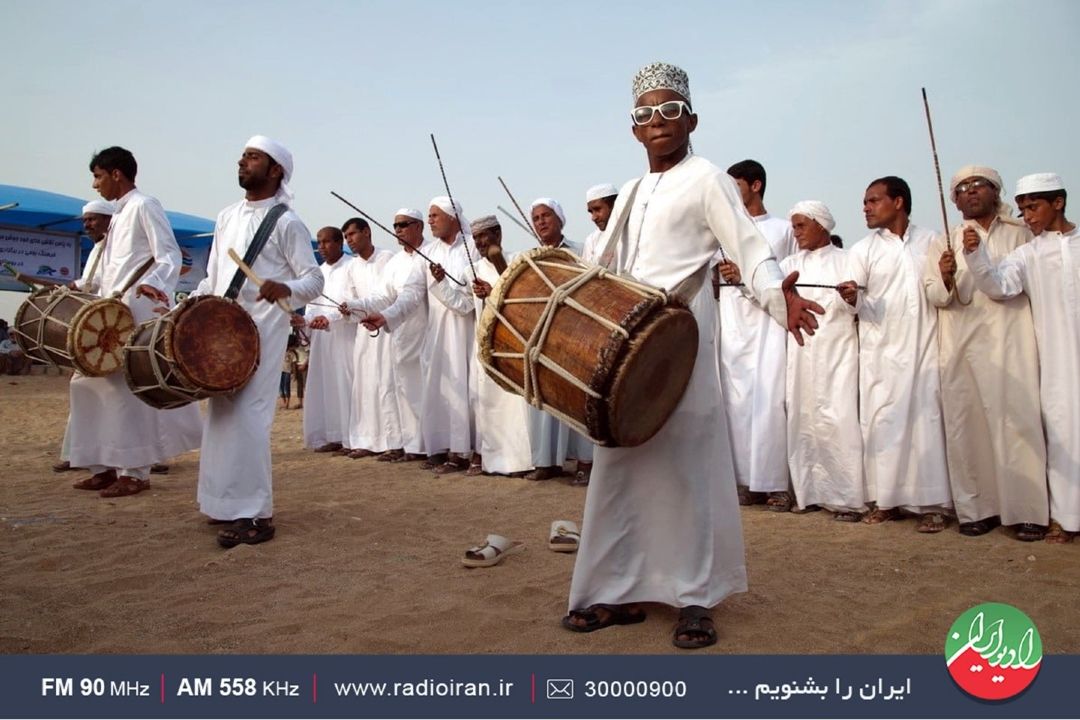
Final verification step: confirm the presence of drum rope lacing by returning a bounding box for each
[482,254,666,433]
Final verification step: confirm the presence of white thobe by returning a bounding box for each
[581,228,602,264]
[474,256,532,473]
[849,224,952,512]
[570,155,786,610]
[68,189,200,475]
[343,248,399,452]
[717,213,793,493]
[967,227,1080,531]
[924,220,1047,526]
[419,234,476,455]
[380,249,428,454]
[302,255,356,449]
[780,245,865,512]
[73,239,106,293]
[193,194,323,520]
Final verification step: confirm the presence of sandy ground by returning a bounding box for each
[1,373,1078,656]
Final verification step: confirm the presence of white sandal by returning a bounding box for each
[461,533,525,568]
[548,520,580,553]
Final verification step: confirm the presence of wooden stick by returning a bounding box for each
[429,134,477,281]
[113,257,156,299]
[921,88,952,251]
[1,261,63,288]
[717,282,866,290]
[329,190,466,287]
[226,248,293,315]
[497,177,541,243]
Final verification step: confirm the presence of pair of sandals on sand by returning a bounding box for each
[461,520,580,568]
[561,604,717,650]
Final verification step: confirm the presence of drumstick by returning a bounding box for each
[486,245,508,275]
[497,177,542,243]
[1,261,64,288]
[226,248,293,315]
[113,257,157,299]
[430,133,477,282]
[716,282,866,290]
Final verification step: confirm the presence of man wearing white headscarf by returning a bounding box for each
[582,183,619,264]
[923,165,1046,541]
[716,159,795,511]
[527,197,594,483]
[565,62,822,649]
[966,172,1077,543]
[782,202,865,519]
[191,135,323,547]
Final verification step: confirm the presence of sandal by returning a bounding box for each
[673,605,717,649]
[833,511,863,523]
[562,604,646,633]
[53,460,79,473]
[737,486,765,506]
[432,457,470,475]
[314,442,343,453]
[73,469,117,491]
[218,518,276,548]
[570,470,590,487]
[376,449,405,463]
[464,462,485,476]
[348,448,376,459]
[863,507,900,525]
[766,491,793,513]
[393,452,426,463]
[549,520,580,552]
[100,476,150,498]
[1045,520,1075,545]
[461,534,524,568]
[1013,523,1047,542]
[917,512,947,534]
[525,465,562,481]
[420,454,448,471]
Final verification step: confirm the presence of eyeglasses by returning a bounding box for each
[392,220,419,229]
[956,178,995,194]
[631,100,692,126]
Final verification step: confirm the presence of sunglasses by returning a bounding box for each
[956,178,995,194]
[631,100,692,126]
[392,220,419,230]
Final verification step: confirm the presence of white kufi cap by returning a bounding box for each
[1016,173,1066,197]
[585,183,619,203]
[82,199,115,216]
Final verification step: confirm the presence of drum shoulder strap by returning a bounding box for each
[224,203,289,300]
[596,179,642,271]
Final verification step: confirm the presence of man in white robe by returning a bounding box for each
[302,226,355,453]
[565,62,823,649]
[468,215,532,475]
[339,218,397,458]
[838,176,952,533]
[966,173,1077,544]
[581,183,619,264]
[69,147,200,497]
[192,135,323,547]
[924,166,1047,541]
[782,202,865,519]
[716,159,794,510]
[526,197,595,484]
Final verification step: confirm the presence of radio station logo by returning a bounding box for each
[945,602,1041,701]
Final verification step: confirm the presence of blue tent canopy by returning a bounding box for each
[0,183,215,248]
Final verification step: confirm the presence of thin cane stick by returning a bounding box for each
[430,134,477,282]
[497,177,542,243]
[922,88,952,251]
[329,190,466,287]
[497,205,537,238]
[226,248,293,315]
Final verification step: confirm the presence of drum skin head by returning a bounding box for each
[171,297,259,392]
[70,298,135,377]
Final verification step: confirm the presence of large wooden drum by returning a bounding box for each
[123,295,260,409]
[12,287,135,376]
[477,247,698,447]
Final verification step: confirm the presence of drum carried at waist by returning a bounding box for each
[12,287,135,377]
[477,247,698,448]
[123,295,260,409]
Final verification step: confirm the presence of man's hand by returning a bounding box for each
[836,280,859,306]
[718,260,742,285]
[361,313,387,332]
[258,279,291,303]
[308,315,330,330]
[938,249,957,290]
[962,227,981,254]
[429,263,446,283]
[135,283,169,304]
[782,270,824,347]
[472,279,492,299]
[289,313,307,328]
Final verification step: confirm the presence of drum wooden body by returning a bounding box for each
[477,247,698,447]
[123,295,260,409]
[12,287,135,376]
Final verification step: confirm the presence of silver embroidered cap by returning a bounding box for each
[632,62,691,103]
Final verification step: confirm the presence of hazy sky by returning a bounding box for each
[2,0,1078,254]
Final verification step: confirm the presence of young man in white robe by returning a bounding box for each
[468,215,532,475]
[925,166,1047,541]
[69,147,201,497]
[965,173,1077,544]
[525,197,594,485]
[192,135,323,547]
[302,226,356,454]
[781,202,865,520]
[837,176,952,533]
[715,160,795,510]
[339,218,398,458]
[350,209,429,462]
[581,183,618,265]
[417,197,476,474]
[564,62,823,649]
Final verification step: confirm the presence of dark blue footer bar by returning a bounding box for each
[0,654,1065,718]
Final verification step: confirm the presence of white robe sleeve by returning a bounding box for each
[279,217,324,308]
[382,261,426,331]
[136,200,182,295]
[965,242,1026,300]
[429,268,474,316]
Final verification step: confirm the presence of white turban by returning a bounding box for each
[585,183,619,203]
[429,196,470,235]
[82,199,115,216]
[949,165,1004,202]
[470,215,499,234]
[244,135,294,202]
[1016,172,1066,196]
[789,201,836,233]
[394,208,424,222]
[530,197,565,227]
